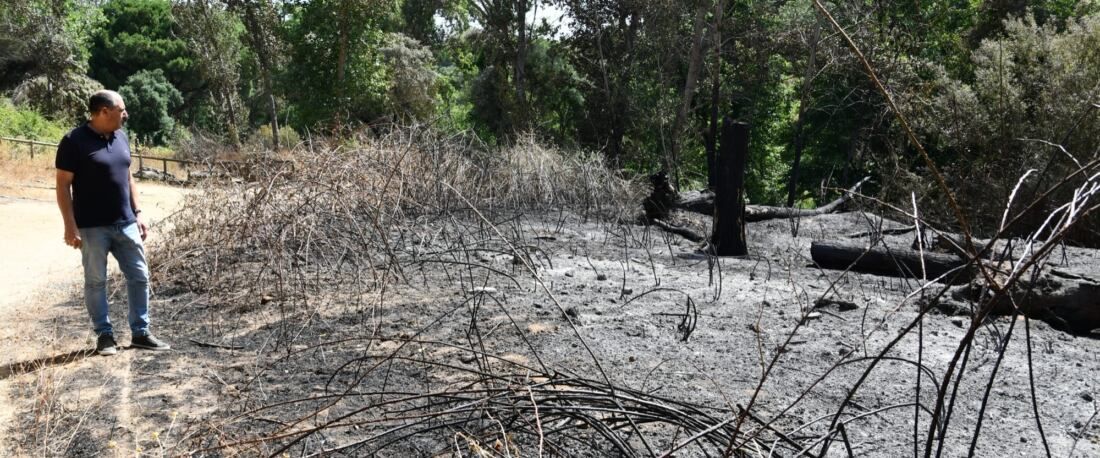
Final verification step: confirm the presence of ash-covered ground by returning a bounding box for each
[13,209,1100,457]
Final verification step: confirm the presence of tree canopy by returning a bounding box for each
[2,0,1099,236]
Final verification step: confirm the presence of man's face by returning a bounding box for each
[101,96,128,132]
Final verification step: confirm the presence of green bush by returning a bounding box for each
[119,69,183,145]
[914,14,1100,166]
[0,98,68,141]
[906,13,1100,242]
[255,124,301,150]
[381,33,439,122]
[11,73,103,123]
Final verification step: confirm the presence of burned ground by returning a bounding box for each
[5,134,1098,456]
[98,209,1100,456]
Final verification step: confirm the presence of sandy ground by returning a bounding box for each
[0,171,190,455]
[0,182,187,314]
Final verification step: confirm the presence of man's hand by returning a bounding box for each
[56,169,80,248]
[137,215,148,241]
[64,225,82,248]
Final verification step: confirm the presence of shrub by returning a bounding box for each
[119,69,183,145]
[0,98,68,141]
[11,73,103,123]
[254,124,301,150]
[905,13,1100,243]
[159,127,642,308]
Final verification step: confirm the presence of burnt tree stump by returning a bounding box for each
[643,171,677,222]
[711,118,749,255]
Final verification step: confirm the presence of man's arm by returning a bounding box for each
[56,170,81,248]
[129,173,147,240]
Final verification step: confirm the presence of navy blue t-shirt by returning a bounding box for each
[55,124,136,228]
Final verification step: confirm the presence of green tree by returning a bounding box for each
[1,0,104,118]
[381,33,440,122]
[400,0,442,45]
[558,0,646,164]
[174,0,247,146]
[968,0,1100,49]
[119,69,184,145]
[767,0,984,205]
[460,0,540,135]
[516,38,585,143]
[88,0,197,104]
[907,13,1100,237]
[12,73,103,123]
[281,0,392,130]
[226,0,285,148]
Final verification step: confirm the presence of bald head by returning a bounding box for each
[87,90,128,134]
[89,90,122,114]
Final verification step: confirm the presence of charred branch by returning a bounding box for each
[680,176,872,222]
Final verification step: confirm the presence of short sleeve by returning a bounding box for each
[55,135,78,172]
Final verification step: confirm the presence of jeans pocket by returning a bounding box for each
[121,222,144,246]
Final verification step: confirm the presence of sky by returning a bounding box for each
[436,3,574,39]
[528,2,573,38]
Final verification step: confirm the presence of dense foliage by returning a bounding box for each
[906,12,1100,240]
[0,98,67,141]
[1,0,1098,238]
[118,69,183,145]
[88,0,195,95]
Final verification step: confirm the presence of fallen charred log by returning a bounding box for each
[926,272,1100,335]
[810,240,974,284]
[813,239,1100,334]
[652,219,705,243]
[679,176,871,222]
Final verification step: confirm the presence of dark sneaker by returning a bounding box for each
[130,334,171,351]
[96,334,118,356]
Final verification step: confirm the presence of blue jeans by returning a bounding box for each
[78,222,150,337]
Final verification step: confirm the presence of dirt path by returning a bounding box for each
[0,180,190,454]
[0,183,187,312]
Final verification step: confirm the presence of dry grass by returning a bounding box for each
[154,127,643,312]
[0,139,199,193]
[0,144,56,200]
[136,127,682,455]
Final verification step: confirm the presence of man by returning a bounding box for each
[56,90,170,355]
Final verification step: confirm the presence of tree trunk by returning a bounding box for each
[785,20,821,208]
[336,0,350,117]
[203,0,241,148]
[681,176,871,221]
[941,271,1100,333]
[514,0,529,130]
[706,0,724,191]
[652,219,705,243]
[223,89,241,148]
[667,2,709,188]
[234,0,280,149]
[603,10,640,167]
[270,95,280,150]
[711,118,749,255]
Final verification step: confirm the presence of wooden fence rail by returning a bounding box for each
[1,136,199,179]
[0,136,57,159]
